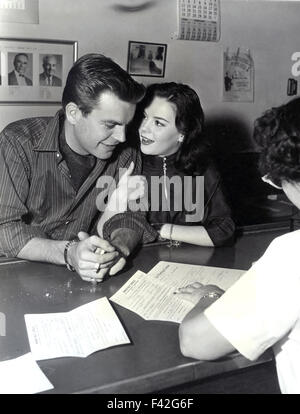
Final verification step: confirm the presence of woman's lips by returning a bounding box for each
[141,136,154,145]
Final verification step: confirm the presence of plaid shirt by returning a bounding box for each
[0,110,156,257]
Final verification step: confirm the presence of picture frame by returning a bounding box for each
[127,41,167,77]
[0,37,78,104]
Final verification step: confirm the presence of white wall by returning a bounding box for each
[0,0,300,149]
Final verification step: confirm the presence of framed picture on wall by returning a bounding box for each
[0,37,78,104]
[127,41,167,77]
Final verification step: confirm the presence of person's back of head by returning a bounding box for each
[254,97,300,184]
[62,53,145,116]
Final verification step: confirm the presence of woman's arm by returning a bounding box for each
[160,223,214,247]
[179,303,235,360]
[199,165,235,246]
[177,283,235,360]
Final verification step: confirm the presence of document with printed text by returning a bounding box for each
[110,262,245,323]
[25,297,130,361]
[0,352,53,394]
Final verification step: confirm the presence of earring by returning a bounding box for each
[178,135,184,143]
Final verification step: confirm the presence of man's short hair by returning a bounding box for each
[13,53,29,67]
[62,53,145,116]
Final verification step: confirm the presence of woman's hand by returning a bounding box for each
[97,162,147,237]
[107,161,147,213]
[175,282,224,304]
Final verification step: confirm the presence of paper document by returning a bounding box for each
[0,353,53,394]
[111,271,195,323]
[148,261,244,291]
[25,297,130,361]
[110,262,245,324]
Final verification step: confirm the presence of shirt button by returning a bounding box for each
[65,220,70,225]
[56,153,60,158]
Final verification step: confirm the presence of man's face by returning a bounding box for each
[70,91,136,159]
[14,55,28,75]
[43,56,57,77]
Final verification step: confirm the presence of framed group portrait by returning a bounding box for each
[127,41,167,77]
[0,37,78,104]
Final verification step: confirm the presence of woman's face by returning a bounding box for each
[139,96,182,157]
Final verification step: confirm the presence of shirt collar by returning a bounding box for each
[33,109,65,152]
[14,70,24,78]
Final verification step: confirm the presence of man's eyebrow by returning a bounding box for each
[102,120,122,125]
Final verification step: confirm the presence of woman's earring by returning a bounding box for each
[178,135,184,143]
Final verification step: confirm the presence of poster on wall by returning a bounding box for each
[223,47,254,102]
[176,0,220,42]
[0,0,39,24]
[0,37,78,104]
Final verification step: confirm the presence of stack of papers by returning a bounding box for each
[111,261,245,323]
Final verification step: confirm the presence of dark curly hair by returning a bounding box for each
[135,82,211,175]
[254,97,300,184]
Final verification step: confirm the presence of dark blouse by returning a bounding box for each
[142,153,235,246]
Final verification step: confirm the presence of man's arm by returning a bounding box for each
[17,235,120,282]
[0,130,120,282]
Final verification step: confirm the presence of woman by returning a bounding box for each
[136,82,235,247]
[178,97,300,394]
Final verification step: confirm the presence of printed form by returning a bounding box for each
[110,262,245,323]
[25,297,130,361]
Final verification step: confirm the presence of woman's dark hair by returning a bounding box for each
[254,97,300,183]
[62,53,145,116]
[136,82,210,174]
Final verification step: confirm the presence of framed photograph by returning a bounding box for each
[127,41,167,77]
[0,37,78,104]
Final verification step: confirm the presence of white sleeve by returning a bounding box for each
[204,231,300,360]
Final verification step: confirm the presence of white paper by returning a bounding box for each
[0,353,53,394]
[148,261,245,291]
[111,271,194,323]
[25,297,130,361]
[111,263,245,324]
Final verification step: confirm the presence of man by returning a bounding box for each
[8,53,32,86]
[39,55,62,87]
[178,97,300,394]
[0,53,156,282]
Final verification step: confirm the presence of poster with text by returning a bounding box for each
[223,47,254,102]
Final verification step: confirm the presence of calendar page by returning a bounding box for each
[177,0,220,42]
